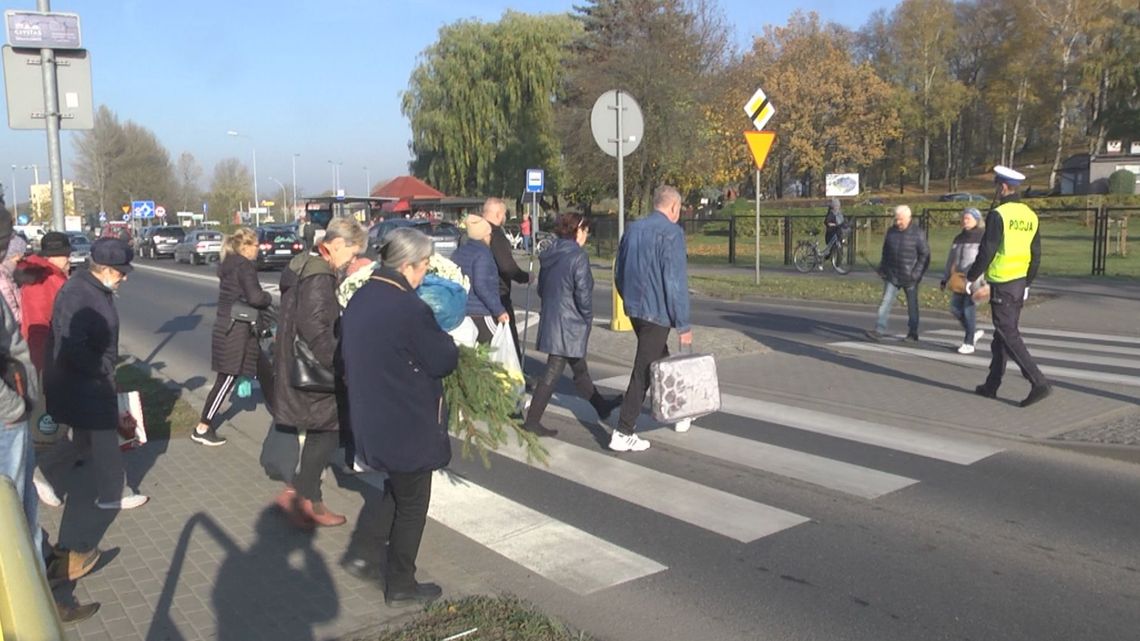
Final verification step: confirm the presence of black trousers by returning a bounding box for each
[199,373,237,427]
[616,318,671,434]
[294,430,339,503]
[985,280,1048,390]
[472,315,496,346]
[347,470,433,591]
[500,294,522,362]
[525,355,598,426]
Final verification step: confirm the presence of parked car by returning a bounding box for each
[138,225,186,259]
[938,192,987,202]
[65,232,92,268]
[173,229,223,265]
[368,219,461,257]
[15,225,47,251]
[255,225,304,270]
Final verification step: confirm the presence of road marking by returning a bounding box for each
[594,375,1003,465]
[925,330,1140,358]
[490,432,809,543]
[970,324,1140,346]
[133,262,281,296]
[417,471,666,595]
[513,311,613,335]
[829,340,1140,388]
[543,399,918,499]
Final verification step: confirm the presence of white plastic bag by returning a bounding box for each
[489,322,524,402]
[117,391,148,451]
[448,316,478,348]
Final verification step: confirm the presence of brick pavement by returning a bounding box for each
[40,427,489,641]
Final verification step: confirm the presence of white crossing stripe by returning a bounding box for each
[830,340,1140,388]
[925,329,1140,358]
[594,375,1003,465]
[396,471,667,595]
[490,432,810,543]
[973,324,1140,346]
[544,398,918,499]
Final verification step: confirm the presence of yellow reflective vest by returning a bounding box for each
[986,201,1038,283]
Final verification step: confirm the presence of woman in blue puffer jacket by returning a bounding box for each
[450,215,509,344]
[522,212,622,437]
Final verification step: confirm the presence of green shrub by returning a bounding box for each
[1109,169,1138,195]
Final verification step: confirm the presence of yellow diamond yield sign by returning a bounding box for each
[744,131,776,171]
[743,87,775,130]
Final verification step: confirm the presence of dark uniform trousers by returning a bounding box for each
[985,279,1047,390]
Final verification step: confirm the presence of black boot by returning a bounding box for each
[523,381,558,437]
[590,391,623,421]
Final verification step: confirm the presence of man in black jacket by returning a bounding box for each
[482,197,531,361]
[866,205,930,342]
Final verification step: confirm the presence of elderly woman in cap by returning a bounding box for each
[45,238,149,510]
[449,214,509,344]
[940,208,986,354]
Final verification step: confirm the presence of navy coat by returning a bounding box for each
[340,267,458,474]
[535,238,593,359]
[450,240,505,318]
[45,271,119,431]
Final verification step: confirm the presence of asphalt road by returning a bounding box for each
[116,257,1140,641]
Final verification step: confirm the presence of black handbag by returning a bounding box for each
[230,301,260,324]
[289,333,335,393]
[231,302,276,339]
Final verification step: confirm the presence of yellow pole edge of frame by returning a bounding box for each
[0,477,65,641]
[610,259,633,332]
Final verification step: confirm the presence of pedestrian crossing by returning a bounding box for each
[829,325,1140,388]
[352,374,1005,598]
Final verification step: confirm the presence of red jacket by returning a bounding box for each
[15,255,68,372]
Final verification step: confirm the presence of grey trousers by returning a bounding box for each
[42,426,128,501]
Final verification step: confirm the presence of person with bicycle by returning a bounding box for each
[866,205,929,343]
[823,198,848,259]
[939,208,986,354]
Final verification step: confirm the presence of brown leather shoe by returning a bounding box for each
[300,499,346,527]
[274,486,297,513]
[57,601,100,624]
[48,547,101,585]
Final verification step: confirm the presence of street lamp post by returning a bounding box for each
[364,166,370,197]
[226,130,258,224]
[268,178,286,221]
[327,160,342,194]
[23,165,40,221]
[8,165,17,218]
[292,153,300,219]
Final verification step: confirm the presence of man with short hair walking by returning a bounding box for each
[867,205,929,342]
[482,197,531,361]
[612,185,693,452]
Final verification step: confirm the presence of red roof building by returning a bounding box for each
[370,176,445,200]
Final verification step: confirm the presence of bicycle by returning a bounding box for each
[793,227,851,275]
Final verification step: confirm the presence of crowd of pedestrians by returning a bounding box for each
[0,169,1058,630]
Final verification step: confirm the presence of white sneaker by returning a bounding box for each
[609,431,651,452]
[957,343,975,355]
[974,330,985,344]
[33,469,62,508]
[95,494,149,510]
[674,418,692,433]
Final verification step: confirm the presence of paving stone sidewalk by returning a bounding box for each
[40,429,489,641]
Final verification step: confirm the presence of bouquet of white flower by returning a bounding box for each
[428,254,470,292]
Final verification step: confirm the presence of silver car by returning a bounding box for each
[174,230,223,265]
[65,232,92,268]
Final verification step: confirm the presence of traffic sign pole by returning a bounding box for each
[37,0,65,231]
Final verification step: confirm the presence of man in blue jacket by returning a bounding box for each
[612,185,692,452]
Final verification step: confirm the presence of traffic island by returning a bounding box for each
[342,595,594,641]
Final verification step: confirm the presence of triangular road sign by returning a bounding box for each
[744,131,776,171]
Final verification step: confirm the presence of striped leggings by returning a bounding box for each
[199,373,237,427]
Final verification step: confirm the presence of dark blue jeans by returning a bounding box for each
[948,293,977,344]
[875,282,919,336]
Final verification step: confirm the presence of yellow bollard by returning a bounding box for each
[610,259,633,331]
[0,477,65,641]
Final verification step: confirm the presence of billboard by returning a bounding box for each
[825,173,860,197]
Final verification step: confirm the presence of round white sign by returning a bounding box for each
[590,90,644,159]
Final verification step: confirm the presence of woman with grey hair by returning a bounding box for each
[340,227,458,606]
[265,216,366,528]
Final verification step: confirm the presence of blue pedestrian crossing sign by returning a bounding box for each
[98,211,106,223]
[526,168,544,193]
[131,200,155,219]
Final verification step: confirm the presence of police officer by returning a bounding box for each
[966,166,1051,407]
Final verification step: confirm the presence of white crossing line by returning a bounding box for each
[543,397,918,499]
[974,324,1140,346]
[830,340,1140,388]
[594,375,1003,465]
[490,432,810,543]
[417,471,666,595]
[514,311,612,335]
[925,330,1140,358]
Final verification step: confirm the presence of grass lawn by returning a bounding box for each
[115,362,199,440]
[685,272,958,311]
[357,596,593,641]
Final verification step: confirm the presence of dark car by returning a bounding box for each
[138,225,186,259]
[938,192,987,202]
[368,219,461,257]
[255,226,304,270]
[173,230,223,265]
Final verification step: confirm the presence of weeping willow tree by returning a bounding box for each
[402,11,580,198]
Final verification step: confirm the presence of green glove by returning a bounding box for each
[236,377,252,399]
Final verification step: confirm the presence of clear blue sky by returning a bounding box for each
[1,0,894,206]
